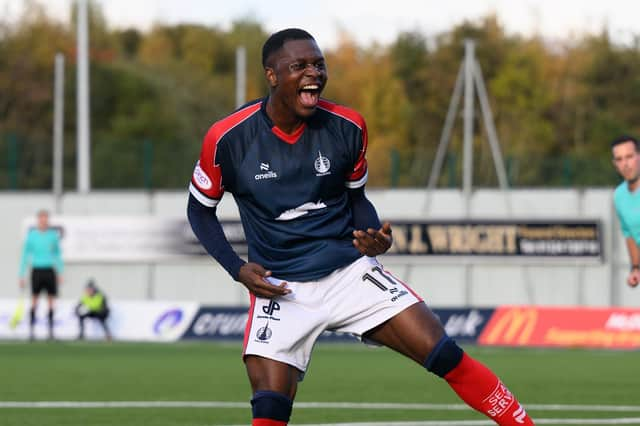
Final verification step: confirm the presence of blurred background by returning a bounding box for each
[1,0,639,339]
[2,0,640,190]
[2,3,640,425]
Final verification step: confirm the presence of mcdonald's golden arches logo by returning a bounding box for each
[480,308,538,345]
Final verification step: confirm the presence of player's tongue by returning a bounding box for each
[299,87,319,108]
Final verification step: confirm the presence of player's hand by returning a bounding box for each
[57,275,63,285]
[353,222,393,257]
[237,262,291,298]
[627,270,640,288]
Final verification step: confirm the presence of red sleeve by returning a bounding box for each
[189,102,262,207]
[346,118,368,188]
[189,125,225,208]
[317,100,369,189]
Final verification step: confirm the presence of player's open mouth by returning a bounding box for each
[298,84,320,108]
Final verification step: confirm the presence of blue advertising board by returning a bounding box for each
[180,306,494,343]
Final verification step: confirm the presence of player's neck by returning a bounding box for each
[265,97,304,135]
[628,177,640,192]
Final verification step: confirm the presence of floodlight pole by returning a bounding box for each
[53,53,65,213]
[76,0,91,193]
[474,59,510,195]
[235,46,246,109]
[422,39,518,305]
[462,39,475,217]
[424,39,511,213]
[424,64,464,213]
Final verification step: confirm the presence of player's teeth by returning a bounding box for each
[302,85,318,90]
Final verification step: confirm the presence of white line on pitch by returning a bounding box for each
[0,402,247,408]
[2,401,640,413]
[4,402,640,425]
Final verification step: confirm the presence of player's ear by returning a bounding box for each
[265,67,278,87]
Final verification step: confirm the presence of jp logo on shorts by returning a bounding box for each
[256,322,273,342]
[262,300,280,318]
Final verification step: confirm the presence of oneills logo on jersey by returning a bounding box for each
[314,151,331,176]
[255,162,278,180]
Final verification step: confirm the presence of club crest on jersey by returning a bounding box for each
[255,162,278,180]
[314,151,331,176]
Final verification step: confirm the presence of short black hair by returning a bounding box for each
[262,28,315,68]
[611,135,640,151]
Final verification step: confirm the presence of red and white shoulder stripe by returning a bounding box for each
[317,99,369,189]
[189,102,262,207]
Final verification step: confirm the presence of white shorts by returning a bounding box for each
[242,256,422,378]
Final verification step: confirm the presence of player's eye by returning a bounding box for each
[288,61,326,73]
[288,62,306,72]
[313,61,326,71]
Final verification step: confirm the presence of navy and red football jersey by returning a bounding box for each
[190,98,368,281]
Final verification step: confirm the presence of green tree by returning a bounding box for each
[490,38,556,186]
[324,36,412,186]
[0,1,73,189]
[389,31,434,184]
[3,2,640,190]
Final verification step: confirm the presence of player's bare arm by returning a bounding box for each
[237,262,291,298]
[352,221,393,257]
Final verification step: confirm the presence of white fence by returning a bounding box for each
[1,188,638,308]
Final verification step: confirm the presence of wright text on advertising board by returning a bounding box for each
[385,220,602,260]
[28,217,601,262]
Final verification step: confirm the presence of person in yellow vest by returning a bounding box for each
[75,280,112,341]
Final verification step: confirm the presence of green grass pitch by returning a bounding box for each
[0,340,638,425]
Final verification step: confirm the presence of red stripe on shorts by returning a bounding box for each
[383,266,424,302]
[242,293,257,356]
